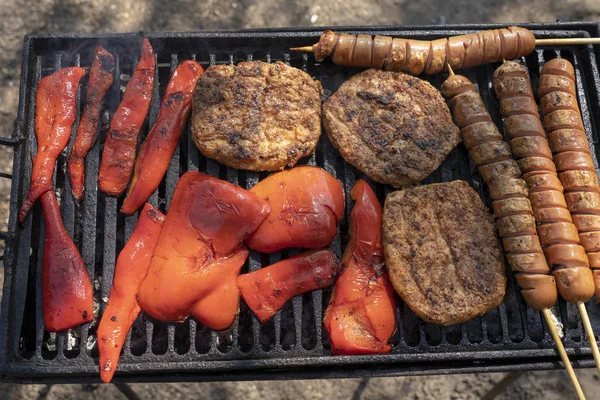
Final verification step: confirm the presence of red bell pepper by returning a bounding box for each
[246,166,345,253]
[97,203,164,383]
[137,171,270,330]
[41,190,94,332]
[19,67,85,222]
[237,249,340,322]
[323,179,396,355]
[68,46,115,202]
[99,37,155,196]
[121,60,204,214]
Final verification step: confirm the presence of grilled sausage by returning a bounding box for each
[311,27,536,75]
[441,73,557,311]
[494,61,593,304]
[540,58,600,301]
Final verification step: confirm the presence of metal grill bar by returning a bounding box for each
[1,23,600,383]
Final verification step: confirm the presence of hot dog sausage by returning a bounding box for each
[442,73,557,311]
[494,60,593,304]
[310,27,536,75]
[540,58,600,300]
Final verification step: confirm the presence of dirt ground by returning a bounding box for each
[1,0,600,398]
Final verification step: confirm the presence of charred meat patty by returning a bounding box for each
[191,61,322,171]
[323,69,460,187]
[383,181,506,326]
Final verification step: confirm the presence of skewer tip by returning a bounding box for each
[447,63,455,76]
[290,46,314,52]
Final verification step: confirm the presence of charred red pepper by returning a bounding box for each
[137,171,270,330]
[97,203,164,383]
[237,249,339,322]
[323,179,396,355]
[246,166,345,253]
[68,46,115,202]
[121,60,204,214]
[19,67,85,223]
[41,190,94,332]
[98,38,155,196]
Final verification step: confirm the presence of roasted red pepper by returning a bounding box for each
[41,190,94,332]
[98,38,155,196]
[97,203,164,383]
[68,46,115,202]
[138,171,270,330]
[237,249,339,323]
[121,60,204,214]
[323,179,396,355]
[19,67,85,222]
[246,166,344,253]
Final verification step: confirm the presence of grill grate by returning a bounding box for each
[2,23,600,383]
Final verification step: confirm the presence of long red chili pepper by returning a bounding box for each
[68,46,115,202]
[237,249,340,323]
[98,37,155,196]
[137,171,271,330]
[18,67,85,223]
[41,190,94,332]
[121,60,204,214]
[97,203,164,383]
[323,179,396,355]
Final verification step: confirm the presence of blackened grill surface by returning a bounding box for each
[2,23,600,383]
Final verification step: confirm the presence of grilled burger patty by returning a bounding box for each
[191,61,323,171]
[383,181,506,326]
[323,69,460,187]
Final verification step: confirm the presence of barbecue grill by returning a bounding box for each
[2,22,600,384]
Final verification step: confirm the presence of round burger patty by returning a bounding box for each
[383,181,506,326]
[191,61,323,171]
[323,69,460,187]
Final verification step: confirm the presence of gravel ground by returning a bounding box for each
[1,0,600,398]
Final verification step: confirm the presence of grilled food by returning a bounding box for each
[441,73,558,311]
[383,181,506,325]
[298,27,535,74]
[323,69,460,187]
[540,58,600,301]
[191,61,322,171]
[494,60,594,305]
[99,37,155,196]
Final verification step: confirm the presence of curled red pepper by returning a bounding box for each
[19,67,85,222]
[41,190,94,332]
[99,38,155,196]
[68,46,115,202]
[246,166,344,253]
[323,179,396,355]
[138,171,270,330]
[237,249,340,322]
[121,60,204,214]
[97,203,164,383]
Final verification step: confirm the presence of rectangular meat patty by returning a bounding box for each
[382,180,506,326]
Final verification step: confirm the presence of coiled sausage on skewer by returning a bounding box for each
[302,27,535,75]
[441,72,557,311]
[494,61,594,304]
[540,58,600,300]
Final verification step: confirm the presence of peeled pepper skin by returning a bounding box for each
[41,190,94,332]
[323,179,396,355]
[19,67,85,223]
[97,203,165,383]
[137,171,270,330]
[237,248,340,322]
[246,166,345,253]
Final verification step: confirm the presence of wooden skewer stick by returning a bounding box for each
[290,38,600,53]
[447,63,455,76]
[577,301,600,376]
[542,308,586,400]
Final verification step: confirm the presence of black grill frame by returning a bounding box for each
[2,22,600,383]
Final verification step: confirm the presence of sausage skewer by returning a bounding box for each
[291,28,600,75]
[539,57,600,375]
[441,66,585,400]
